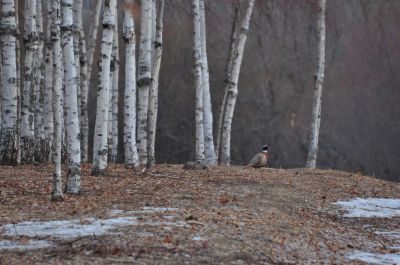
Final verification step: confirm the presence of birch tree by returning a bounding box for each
[0,0,18,165]
[137,0,153,165]
[79,26,89,162]
[21,0,38,164]
[34,0,46,163]
[122,0,139,168]
[306,0,326,169]
[51,0,63,201]
[192,0,205,164]
[86,0,102,85]
[147,0,164,168]
[91,0,117,175]
[219,0,255,166]
[44,0,54,163]
[198,0,216,165]
[107,8,119,163]
[61,0,81,193]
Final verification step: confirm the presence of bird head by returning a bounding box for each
[262,145,269,152]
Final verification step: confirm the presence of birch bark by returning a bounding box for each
[44,0,54,163]
[199,0,216,165]
[51,0,63,201]
[192,0,205,164]
[108,9,119,163]
[137,0,153,165]
[306,0,326,169]
[91,0,116,175]
[86,0,102,86]
[220,0,255,166]
[61,0,81,193]
[21,0,38,164]
[122,0,139,168]
[0,0,18,165]
[79,29,89,162]
[73,0,82,127]
[146,0,164,168]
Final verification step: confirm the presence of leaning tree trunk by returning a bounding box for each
[216,4,240,162]
[0,0,19,165]
[61,0,81,193]
[107,10,119,163]
[86,0,102,87]
[21,0,38,164]
[192,0,205,164]
[51,0,63,201]
[122,0,139,168]
[91,0,116,175]
[146,0,164,168]
[198,0,216,165]
[137,0,153,165]
[220,0,255,166]
[43,0,54,163]
[306,0,326,169]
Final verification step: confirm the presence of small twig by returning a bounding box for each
[186,220,206,226]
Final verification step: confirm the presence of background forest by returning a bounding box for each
[13,0,400,181]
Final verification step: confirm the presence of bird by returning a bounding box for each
[245,145,270,168]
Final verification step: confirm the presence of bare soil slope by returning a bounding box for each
[0,164,399,264]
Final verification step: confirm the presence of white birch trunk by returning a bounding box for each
[21,0,38,164]
[51,0,63,201]
[199,0,216,165]
[86,0,102,86]
[220,0,255,166]
[79,29,89,162]
[0,0,18,164]
[107,11,119,163]
[33,0,45,163]
[91,0,116,175]
[44,0,54,163]
[122,0,139,168]
[73,0,82,128]
[137,0,153,165]
[147,0,164,168]
[216,5,240,162]
[192,0,205,164]
[306,0,326,169]
[15,0,21,165]
[61,0,81,193]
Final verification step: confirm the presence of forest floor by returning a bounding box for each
[0,164,400,264]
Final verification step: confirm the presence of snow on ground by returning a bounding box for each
[334,198,400,218]
[0,207,187,251]
[347,251,400,265]
[335,198,400,264]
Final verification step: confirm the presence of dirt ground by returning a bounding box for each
[0,164,399,264]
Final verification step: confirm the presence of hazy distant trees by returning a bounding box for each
[306,0,326,169]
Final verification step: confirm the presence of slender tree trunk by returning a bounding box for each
[86,0,102,87]
[216,4,240,162]
[91,0,116,175]
[21,0,38,164]
[44,0,54,163]
[79,29,89,162]
[15,0,21,165]
[33,0,45,163]
[306,0,326,169]
[198,0,216,165]
[192,0,205,164]
[137,0,153,165]
[146,0,164,168]
[220,0,255,166]
[61,0,81,193]
[73,0,82,128]
[107,9,119,163]
[51,0,63,201]
[122,0,139,168]
[0,0,18,165]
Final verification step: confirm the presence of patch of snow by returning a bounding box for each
[334,198,400,218]
[391,245,400,250]
[374,231,400,239]
[109,207,180,216]
[192,235,203,241]
[347,251,400,265]
[0,240,51,251]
